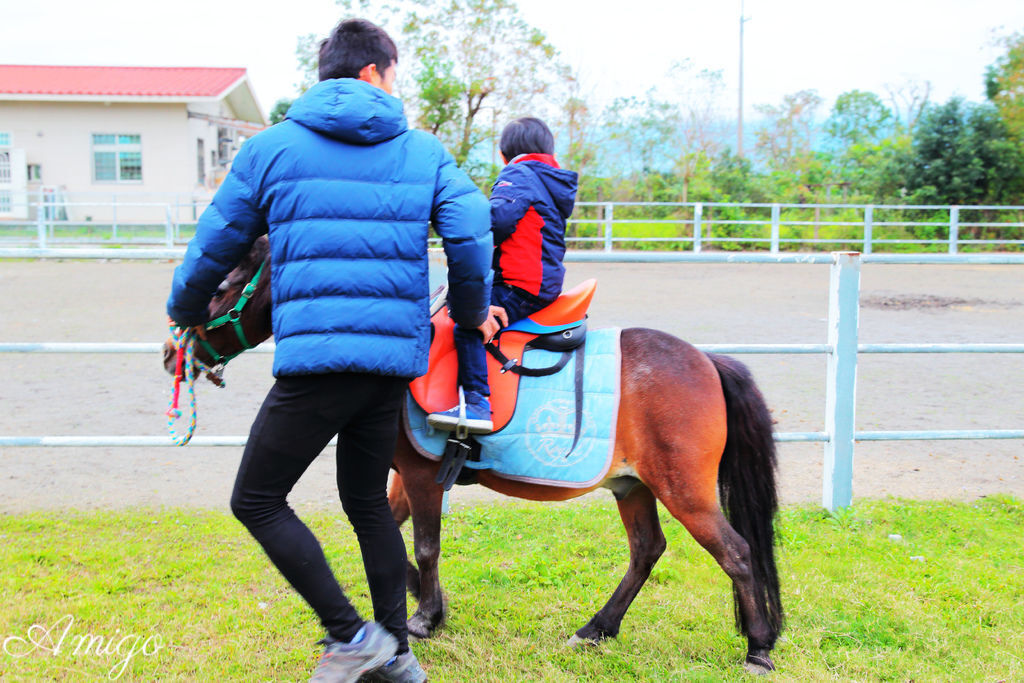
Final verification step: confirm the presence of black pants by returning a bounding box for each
[230,372,410,652]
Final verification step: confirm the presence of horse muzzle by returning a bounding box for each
[162,338,202,379]
[162,339,177,375]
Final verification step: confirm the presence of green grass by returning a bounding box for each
[1,497,1022,681]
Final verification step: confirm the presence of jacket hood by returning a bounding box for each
[286,78,408,144]
[516,155,579,219]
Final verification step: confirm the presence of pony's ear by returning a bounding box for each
[252,235,270,266]
[241,236,269,273]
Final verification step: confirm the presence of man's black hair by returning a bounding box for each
[318,18,398,81]
[499,117,555,160]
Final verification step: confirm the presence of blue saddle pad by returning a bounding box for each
[405,328,622,488]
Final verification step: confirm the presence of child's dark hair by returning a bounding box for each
[318,18,398,81]
[499,117,555,160]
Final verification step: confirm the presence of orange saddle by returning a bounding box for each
[409,279,597,432]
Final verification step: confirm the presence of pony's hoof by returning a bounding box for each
[407,614,434,641]
[566,635,590,649]
[743,652,775,675]
[566,634,600,649]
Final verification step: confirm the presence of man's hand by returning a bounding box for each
[476,305,508,343]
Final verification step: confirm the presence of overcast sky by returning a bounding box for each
[4,0,1022,119]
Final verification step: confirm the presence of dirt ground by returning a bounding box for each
[1,258,1021,513]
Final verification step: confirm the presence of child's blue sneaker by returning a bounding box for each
[426,395,493,434]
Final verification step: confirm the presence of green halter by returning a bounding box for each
[198,261,266,367]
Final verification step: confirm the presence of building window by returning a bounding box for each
[0,132,11,147]
[92,134,142,183]
[28,164,42,181]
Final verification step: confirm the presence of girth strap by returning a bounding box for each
[484,342,572,377]
[565,343,585,457]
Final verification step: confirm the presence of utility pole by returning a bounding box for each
[738,0,750,157]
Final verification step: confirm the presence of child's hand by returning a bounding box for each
[489,306,509,329]
[477,306,508,343]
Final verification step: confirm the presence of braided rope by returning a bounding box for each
[166,326,200,446]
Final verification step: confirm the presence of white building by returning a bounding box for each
[0,65,267,222]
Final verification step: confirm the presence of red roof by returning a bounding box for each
[0,65,248,98]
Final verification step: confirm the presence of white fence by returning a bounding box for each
[1,251,1021,511]
[569,202,1024,254]
[2,195,1023,254]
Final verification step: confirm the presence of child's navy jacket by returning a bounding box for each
[490,153,579,303]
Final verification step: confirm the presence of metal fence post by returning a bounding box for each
[603,202,614,253]
[770,203,780,253]
[35,189,46,249]
[165,206,174,248]
[949,205,959,254]
[823,251,861,511]
[693,202,703,253]
[863,205,873,255]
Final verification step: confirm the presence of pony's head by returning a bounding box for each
[162,236,273,380]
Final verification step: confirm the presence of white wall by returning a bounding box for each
[0,101,222,222]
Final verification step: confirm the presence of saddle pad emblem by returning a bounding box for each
[526,398,595,467]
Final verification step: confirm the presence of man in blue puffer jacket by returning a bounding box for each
[167,18,496,683]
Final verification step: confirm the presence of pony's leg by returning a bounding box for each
[386,471,422,599]
[571,483,666,644]
[392,440,447,639]
[653,497,775,673]
[387,470,412,525]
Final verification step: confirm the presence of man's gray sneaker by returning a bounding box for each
[359,649,427,682]
[310,622,398,683]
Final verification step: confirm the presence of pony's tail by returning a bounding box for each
[708,353,784,646]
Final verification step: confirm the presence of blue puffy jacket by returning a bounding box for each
[167,79,492,378]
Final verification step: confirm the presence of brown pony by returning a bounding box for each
[164,237,783,673]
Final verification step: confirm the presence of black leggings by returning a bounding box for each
[230,372,410,652]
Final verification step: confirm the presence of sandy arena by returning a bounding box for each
[0,258,1021,513]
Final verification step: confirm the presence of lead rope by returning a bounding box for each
[166,326,198,446]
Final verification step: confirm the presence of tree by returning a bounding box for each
[824,90,895,149]
[754,90,822,168]
[665,60,727,203]
[558,69,600,181]
[986,31,1024,144]
[411,55,463,136]
[754,90,829,200]
[398,0,559,170]
[884,78,931,135]
[823,90,907,202]
[603,91,677,176]
[294,1,559,175]
[295,33,321,94]
[269,98,293,125]
[904,98,1024,205]
[708,150,766,203]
